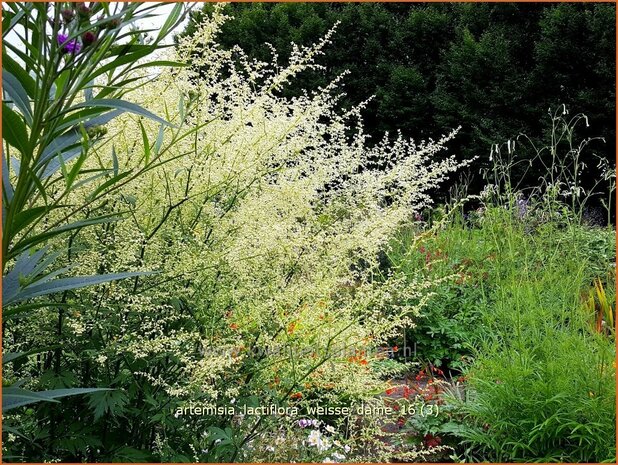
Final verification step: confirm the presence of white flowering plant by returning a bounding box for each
[3,5,466,462]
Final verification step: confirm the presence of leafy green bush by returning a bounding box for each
[387,222,491,370]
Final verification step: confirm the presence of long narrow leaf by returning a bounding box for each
[2,248,49,304]
[2,52,36,98]
[3,155,14,203]
[2,103,29,155]
[10,206,49,242]
[39,129,82,165]
[2,4,29,38]
[7,271,155,305]
[3,70,33,123]
[3,302,76,319]
[10,215,121,258]
[139,120,151,165]
[3,387,111,411]
[3,346,60,365]
[70,99,174,127]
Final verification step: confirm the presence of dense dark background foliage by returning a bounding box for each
[180,2,616,207]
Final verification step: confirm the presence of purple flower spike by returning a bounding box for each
[57,33,81,54]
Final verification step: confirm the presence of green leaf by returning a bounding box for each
[3,155,14,203]
[3,302,75,319]
[139,120,151,165]
[3,386,112,412]
[2,4,30,38]
[96,77,147,100]
[2,52,36,98]
[66,150,88,189]
[8,271,155,304]
[1,425,28,441]
[3,352,26,364]
[52,69,71,101]
[70,99,174,127]
[110,446,152,463]
[39,128,83,165]
[157,3,184,41]
[134,60,188,71]
[40,146,83,179]
[3,70,33,123]
[9,215,121,260]
[2,346,59,365]
[54,107,123,134]
[111,145,119,176]
[87,390,129,421]
[207,426,233,445]
[3,42,36,75]
[2,103,29,155]
[153,124,165,157]
[11,206,49,239]
[86,170,132,201]
[89,47,155,83]
[2,387,60,411]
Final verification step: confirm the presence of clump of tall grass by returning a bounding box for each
[444,207,615,462]
[442,108,616,462]
[387,107,616,461]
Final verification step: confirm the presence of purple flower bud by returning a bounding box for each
[81,31,96,47]
[57,34,81,54]
[103,18,121,30]
[76,3,91,20]
[298,419,311,428]
[61,9,75,24]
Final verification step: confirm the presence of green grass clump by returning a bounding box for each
[389,205,616,462]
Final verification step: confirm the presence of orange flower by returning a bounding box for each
[290,392,303,400]
[229,323,239,330]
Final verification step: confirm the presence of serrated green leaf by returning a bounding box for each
[87,389,129,421]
